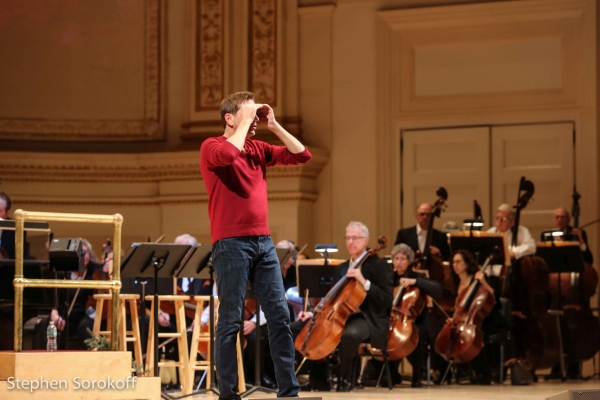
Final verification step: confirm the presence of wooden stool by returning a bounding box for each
[188,296,246,393]
[92,293,143,371]
[145,295,191,395]
[188,296,213,389]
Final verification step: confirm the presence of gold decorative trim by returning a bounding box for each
[0,0,163,141]
[249,0,277,106]
[0,147,329,183]
[195,0,224,111]
[14,192,318,206]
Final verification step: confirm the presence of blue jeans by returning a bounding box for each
[213,236,300,399]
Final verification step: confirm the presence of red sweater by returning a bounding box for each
[200,136,312,244]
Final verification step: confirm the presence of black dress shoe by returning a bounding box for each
[261,376,277,389]
[336,379,352,392]
[411,380,422,388]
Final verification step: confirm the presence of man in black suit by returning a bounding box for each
[0,191,15,259]
[292,221,393,392]
[548,207,593,264]
[394,202,450,261]
[544,207,593,380]
[333,221,394,391]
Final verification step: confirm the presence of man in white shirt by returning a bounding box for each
[487,203,536,260]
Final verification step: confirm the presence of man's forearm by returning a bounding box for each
[270,121,305,154]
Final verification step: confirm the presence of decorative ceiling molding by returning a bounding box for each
[0,147,329,183]
[249,0,277,106]
[195,0,224,111]
[0,0,163,142]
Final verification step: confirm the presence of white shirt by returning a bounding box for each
[416,225,427,253]
[350,250,371,291]
[487,225,536,260]
[181,278,194,293]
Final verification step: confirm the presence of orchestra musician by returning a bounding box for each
[547,207,593,264]
[394,203,451,261]
[293,221,393,392]
[200,91,310,399]
[47,238,103,349]
[0,191,16,259]
[175,234,212,298]
[544,208,594,380]
[487,203,536,260]
[276,239,310,322]
[447,250,506,385]
[389,243,443,387]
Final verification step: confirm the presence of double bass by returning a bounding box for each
[417,187,454,310]
[294,237,387,360]
[434,251,496,364]
[508,177,560,371]
[386,262,426,360]
[548,189,600,365]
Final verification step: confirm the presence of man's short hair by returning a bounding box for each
[346,221,369,238]
[220,91,255,128]
[0,191,11,212]
[174,234,199,247]
[497,203,516,220]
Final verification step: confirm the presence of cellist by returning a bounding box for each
[445,250,506,384]
[291,221,393,392]
[389,243,442,387]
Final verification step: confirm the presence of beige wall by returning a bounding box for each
[0,0,598,264]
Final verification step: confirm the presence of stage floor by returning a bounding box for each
[168,380,600,400]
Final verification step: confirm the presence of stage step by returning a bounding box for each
[0,351,160,399]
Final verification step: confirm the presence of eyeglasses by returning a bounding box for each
[417,213,431,217]
[344,236,366,242]
[554,215,568,220]
[495,216,509,222]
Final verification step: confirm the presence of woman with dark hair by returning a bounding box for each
[446,250,506,385]
[451,250,493,297]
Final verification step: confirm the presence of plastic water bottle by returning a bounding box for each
[47,320,57,351]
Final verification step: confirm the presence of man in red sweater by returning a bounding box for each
[200,91,311,399]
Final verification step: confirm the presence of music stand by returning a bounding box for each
[120,242,191,399]
[536,241,585,310]
[171,245,218,398]
[241,284,277,397]
[449,232,509,271]
[296,265,335,299]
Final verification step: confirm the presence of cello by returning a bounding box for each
[386,262,426,360]
[508,177,560,371]
[434,251,496,364]
[294,237,388,360]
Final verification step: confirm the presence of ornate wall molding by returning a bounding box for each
[195,0,224,111]
[0,147,329,183]
[13,192,318,206]
[0,0,163,141]
[249,0,277,106]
